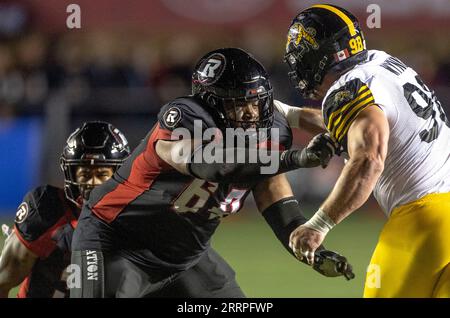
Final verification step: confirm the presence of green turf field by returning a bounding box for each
[0,210,384,298]
[212,210,384,298]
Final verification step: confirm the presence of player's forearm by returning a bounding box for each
[253,175,359,281]
[0,271,24,298]
[0,276,16,298]
[253,175,324,262]
[0,262,22,298]
[155,139,197,175]
[321,154,384,224]
[0,249,16,297]
[0,233,37,297]
[158,135,333,183]
[0,264,12,297]
[188,146,327,183]
[274,100,325,134]
[297,108,326,134]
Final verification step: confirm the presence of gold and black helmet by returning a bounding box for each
[285,4,367,99]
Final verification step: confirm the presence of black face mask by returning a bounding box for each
[217,94,274,131]
[79,183,96,202]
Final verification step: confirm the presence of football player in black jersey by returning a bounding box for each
[71,48,354,298]
[0,122,130,297]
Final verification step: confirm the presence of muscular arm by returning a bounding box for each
[274,100,326,134]
[155,139,198,175]
[253,174,355,279]
[288,105,388,266]
[0,231,38,297]
[253,173,293,211]
[253,174,310,260]
[155,136,333,183]
[297,108,326,135]
[321,106,389,223]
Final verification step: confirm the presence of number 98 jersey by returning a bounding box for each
[322,50,450,215]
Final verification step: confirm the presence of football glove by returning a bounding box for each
[313,250,355,281]
[305,133,339,168]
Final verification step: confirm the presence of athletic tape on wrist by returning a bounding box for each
[304,209,336,234]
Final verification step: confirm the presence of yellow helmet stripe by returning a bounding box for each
[311,4,357,36]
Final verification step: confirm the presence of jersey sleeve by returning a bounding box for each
[157,97,217,140]
[322,78,378,145]
[271,110,293,150]
[14,186,65,258]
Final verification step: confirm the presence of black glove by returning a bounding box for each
[280,133,337,170]
[312,250,355,280]
[304,133,339,168]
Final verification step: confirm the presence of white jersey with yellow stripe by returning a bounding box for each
[322,49,450,215]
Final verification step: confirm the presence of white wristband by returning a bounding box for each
[304,209,336,235]
[273,100,301,129]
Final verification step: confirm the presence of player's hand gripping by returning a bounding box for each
[289,225,355,280]
[312,250,355,280]
[303,133,338,168]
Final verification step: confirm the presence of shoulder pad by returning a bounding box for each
[157,96,216,133]
[323,78,375,144]
[15,185,67,242]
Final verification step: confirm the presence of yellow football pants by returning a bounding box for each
[364,192,450,298]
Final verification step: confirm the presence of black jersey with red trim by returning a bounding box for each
[72,96,292,273]
[14,185,79,298]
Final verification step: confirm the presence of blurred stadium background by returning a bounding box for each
[0,0,449,297]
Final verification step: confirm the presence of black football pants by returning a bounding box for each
[70,248,245,298]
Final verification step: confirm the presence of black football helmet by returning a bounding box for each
[284,4,367,99]
[60,121,130,206]
[192,47,274,131]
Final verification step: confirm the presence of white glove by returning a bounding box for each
[273,100,301,129]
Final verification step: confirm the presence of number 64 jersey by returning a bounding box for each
[72,95,292,272]
[323,50,450,215]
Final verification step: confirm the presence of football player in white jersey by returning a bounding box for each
[279,4,450,297]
